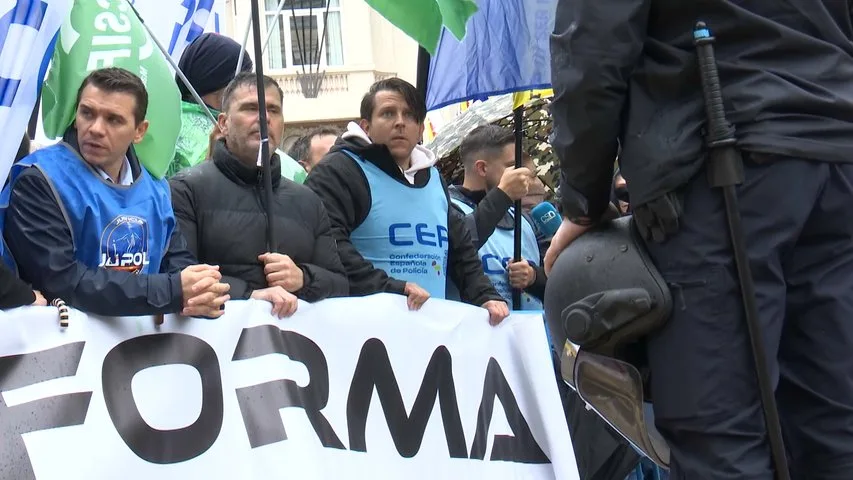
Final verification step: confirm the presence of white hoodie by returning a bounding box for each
[341,122,437,184]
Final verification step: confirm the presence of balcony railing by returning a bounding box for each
[275,72,350,97]
[270,70,401,99]
[374,71,397,82]
[268,69,408,123]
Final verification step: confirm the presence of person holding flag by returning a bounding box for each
[446,125,545,310]
[0,68,229,318]
[306,78,508,324]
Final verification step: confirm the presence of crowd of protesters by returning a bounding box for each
[0,32,662,480]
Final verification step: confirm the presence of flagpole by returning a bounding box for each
[235,14,253,77]
[511,106,523,311]
[249,0,276,252]
[125,1,218,127]
[416,46,430,106]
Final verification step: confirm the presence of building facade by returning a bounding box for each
[224,0,419,150]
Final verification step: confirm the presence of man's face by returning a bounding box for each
[219,84,284,165]
[482,144,516,191]
[305,134,336,171]
[358,90,424,165]
[75,85,148,169]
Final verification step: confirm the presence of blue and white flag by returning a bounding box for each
[0,0,72,186]
[128,0,223,63]
[426,0,557,111]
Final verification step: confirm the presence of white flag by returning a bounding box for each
[0,0,73,185]
[128,0,224,64]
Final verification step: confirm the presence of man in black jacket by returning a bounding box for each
[1,68,228,318]
[306,78,508,324]
[171,73,348,318]
[448,125,545,308]
[545,1,853,478]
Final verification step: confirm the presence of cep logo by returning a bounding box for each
[482,254,535,275]
[389,223,449,248]
[539,210,557,223]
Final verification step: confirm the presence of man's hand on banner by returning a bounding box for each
[31,290,47,306]
[250,286,299,318]
[260,253,305,293]
[482,300,509,326]
[404,282,430,311]
[507,261,535,289]
[180,265,231,318]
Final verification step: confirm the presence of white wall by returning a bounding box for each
[227,0,419,125]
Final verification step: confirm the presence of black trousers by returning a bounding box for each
[644,156,853,479]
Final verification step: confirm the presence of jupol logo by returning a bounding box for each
[99,215,150,274]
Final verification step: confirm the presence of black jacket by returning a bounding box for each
[170,140,348,301]
[2,131,196,316]
[551,0,853,221]
[448,185,547,302]
[0,261,34,309]
[305,136,503,306]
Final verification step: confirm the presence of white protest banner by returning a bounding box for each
[0,294,579,479]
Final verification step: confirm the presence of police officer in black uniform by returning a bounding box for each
[545,1,853,479]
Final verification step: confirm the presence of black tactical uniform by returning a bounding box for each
[550,1,853,478]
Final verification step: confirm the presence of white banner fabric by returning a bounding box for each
[0,293,579,479]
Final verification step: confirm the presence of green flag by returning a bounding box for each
[41,0,180,179]
[365,0,478,54]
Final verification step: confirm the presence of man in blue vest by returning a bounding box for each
[0,67,229,318]
[306,78,508,324]
[448,125,545,310]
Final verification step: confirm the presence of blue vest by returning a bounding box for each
[342,150,449,299]
[449,198,543,311]
[0,143,175,275]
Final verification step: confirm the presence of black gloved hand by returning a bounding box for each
[632,191,683,243]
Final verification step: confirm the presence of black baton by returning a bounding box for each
[693,22,790,480]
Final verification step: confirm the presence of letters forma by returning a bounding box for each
[0,295,578,479]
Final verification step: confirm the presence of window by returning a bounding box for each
[264,0,343,70]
